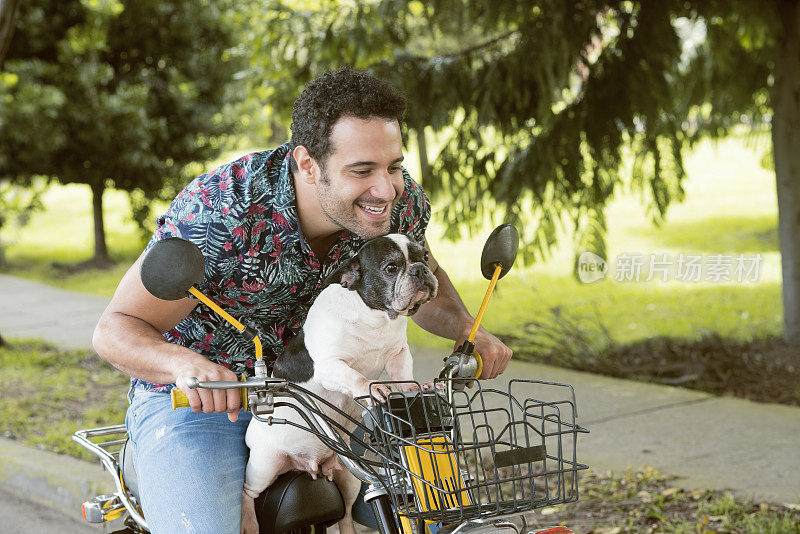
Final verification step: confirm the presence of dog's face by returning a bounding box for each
[324,234,438,319]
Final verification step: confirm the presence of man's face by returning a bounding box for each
[315,116,405,240]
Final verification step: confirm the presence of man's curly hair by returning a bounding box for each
[290,67,407,172]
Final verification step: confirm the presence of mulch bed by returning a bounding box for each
[505,328,800,406]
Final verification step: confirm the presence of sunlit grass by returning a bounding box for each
[0,133,784,349]
[411,133,782,348]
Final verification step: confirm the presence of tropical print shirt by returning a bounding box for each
[133,142,431,392]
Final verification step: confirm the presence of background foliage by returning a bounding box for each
[0,0,247,261]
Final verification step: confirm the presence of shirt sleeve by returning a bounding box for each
[393,169,432,246]
[145,160,251,295]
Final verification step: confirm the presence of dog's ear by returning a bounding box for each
[324,256,361,289]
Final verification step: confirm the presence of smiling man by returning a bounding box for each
[93,67,512,533]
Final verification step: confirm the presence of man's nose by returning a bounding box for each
[370,171,395,201]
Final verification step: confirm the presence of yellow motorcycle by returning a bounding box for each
[74,224,589,534]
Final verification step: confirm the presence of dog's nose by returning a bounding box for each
[409,264,425,279]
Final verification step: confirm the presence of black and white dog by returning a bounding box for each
[240,234,439,534]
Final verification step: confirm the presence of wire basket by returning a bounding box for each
[359,379,589,525]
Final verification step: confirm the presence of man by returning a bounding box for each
[93,67,512,533]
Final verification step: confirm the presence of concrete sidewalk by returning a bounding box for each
[0,274,108,349]
[0,273,798,525]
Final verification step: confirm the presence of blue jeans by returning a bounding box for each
[126,386,380,533]
[126,387,253,533]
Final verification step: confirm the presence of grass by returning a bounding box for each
[0,339,130,462]
[522,467,800,533]
[405,133,782,349]
[0,184,153,295]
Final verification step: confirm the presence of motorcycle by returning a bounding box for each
[74,224,589,534]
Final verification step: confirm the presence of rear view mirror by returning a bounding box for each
[140,237,205,300]
[480,224,519,280]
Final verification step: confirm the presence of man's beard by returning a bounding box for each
[317,169,394,240]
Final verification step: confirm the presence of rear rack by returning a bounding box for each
[72,424,148,529]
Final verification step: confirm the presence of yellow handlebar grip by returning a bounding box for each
[170,376,250,411]
[171,388,190,409]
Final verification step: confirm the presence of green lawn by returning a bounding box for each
[0,340,130,461]
[0,134,783,350]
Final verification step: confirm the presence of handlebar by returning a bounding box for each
[170,350,483,410]
[171,376,387,484]
[167,349,486,485]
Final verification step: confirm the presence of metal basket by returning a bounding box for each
[358,379,589,525]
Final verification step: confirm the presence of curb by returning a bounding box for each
[0,437,110,521]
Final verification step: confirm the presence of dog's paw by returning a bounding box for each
[368,382,394,404]
[397,382,421,393]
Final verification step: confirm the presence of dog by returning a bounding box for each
[240,233,439,534]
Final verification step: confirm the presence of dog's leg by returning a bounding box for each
[386,344,415,390]
[241,452,290,534]
[332,467,362,534]
[315,358,392,402]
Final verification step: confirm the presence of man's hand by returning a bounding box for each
[173,356,241,422]
[411,241,514,379]
[461,326,513,379]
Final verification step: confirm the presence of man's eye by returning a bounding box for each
[354,170,371,176]
[389,167,401,174]
[384,263,398,274]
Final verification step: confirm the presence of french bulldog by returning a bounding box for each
[241,233,439,534]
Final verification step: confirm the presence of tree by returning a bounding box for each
[0,0,245,264]
[246,0,800,345]
[0,0,18,68]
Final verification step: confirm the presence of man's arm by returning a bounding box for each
[410,241,513,379]
[93,251,242,421]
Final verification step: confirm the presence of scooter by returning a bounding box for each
[74,224,589,534]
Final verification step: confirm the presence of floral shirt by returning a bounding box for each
[133,142,431,392]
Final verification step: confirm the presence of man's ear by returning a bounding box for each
[293,145,317,184]
[324,256,361,289]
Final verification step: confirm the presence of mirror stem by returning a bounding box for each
[467,263,503,344]
[187,285,264,362]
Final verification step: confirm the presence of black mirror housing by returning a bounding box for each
[140,237,205,300]
[480,224,519,280]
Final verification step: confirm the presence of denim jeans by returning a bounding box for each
[126,387,253,533]
[126,386,380,533]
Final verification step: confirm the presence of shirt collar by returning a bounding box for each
[266,145,307,253]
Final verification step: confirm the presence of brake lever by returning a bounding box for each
[439,341,481,382]
[186,377,284,390]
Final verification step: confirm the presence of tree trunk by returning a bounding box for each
[772,0,800,346]
[0,0,19,69]
[415,125,432,193]
[91,181,110,263]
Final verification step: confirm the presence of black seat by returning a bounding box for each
[254,471,345,533]
[121,438,346,533]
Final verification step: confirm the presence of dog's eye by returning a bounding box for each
[423,251,429,263]
[384,263,398,274]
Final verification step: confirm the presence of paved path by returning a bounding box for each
[0,487,100,534]
[0,274,108,349]
[0,272,798,528]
